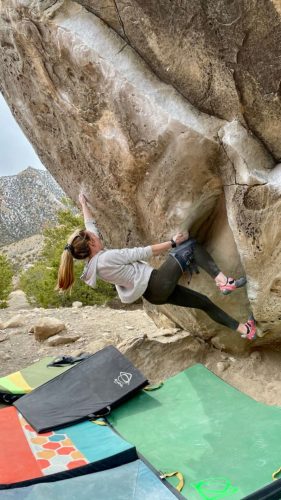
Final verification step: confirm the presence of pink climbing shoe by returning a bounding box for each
[218,276,247,295]
[241,315,257,341]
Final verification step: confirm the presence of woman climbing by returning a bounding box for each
[56,193,256,340]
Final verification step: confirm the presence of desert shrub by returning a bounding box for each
[20,203,116,308]
[0,254,13,308]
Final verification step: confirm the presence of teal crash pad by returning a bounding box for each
[0,460,178,499]
[108,364,281,499]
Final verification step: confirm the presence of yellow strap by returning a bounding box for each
[144,382,164,391]
[91,419,107,426]
[272,467,281,480]
[160,471,184,492]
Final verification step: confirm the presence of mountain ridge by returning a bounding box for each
[0,167,65,246]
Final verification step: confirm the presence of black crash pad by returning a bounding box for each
[15,345,148,433]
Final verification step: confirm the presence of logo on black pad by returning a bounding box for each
[114,372,132,388]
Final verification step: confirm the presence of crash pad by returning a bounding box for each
[0,406,136,488]
[108,364,281,499]
[0,459,181,499]
[0,357,72,404]
[15,346,147,432]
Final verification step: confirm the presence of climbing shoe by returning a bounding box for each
[219,276,247,295]
[241,315,257,341]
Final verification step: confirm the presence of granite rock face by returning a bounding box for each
[82,0,281,161]
[0,0,280,351]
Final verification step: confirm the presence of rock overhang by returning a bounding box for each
[0,0,281,350]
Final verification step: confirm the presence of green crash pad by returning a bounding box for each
[108,364,281,499]
[0,357,72,397]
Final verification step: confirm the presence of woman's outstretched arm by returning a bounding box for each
[79,192,101,239]
[79,193,94,221]
[151,232,189,256]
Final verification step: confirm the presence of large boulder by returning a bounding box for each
[78,0,281,160]
[0,0,280,351]
[118,332,206,383]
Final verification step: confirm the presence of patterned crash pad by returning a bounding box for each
[0,460,179,499]
[108,364,281,499]
[0,407,136,488]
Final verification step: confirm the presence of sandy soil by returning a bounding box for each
[1,291,281,407]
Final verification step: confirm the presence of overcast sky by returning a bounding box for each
[0,93,45,177]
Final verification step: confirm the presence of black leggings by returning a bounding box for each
[193,242,221,278]
[143,243,239,331]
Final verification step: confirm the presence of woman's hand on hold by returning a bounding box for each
[79,192,88,206]
[172,232,189,246]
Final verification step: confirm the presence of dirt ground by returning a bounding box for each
[1,291,281,407]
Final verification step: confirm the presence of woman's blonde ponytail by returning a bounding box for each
[56,250,75,291]
[55,228,91,292]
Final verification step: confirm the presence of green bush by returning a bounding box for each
[0,254,13,308]
[20,204,116,308]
